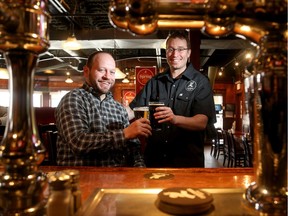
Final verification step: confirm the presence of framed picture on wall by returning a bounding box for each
[122,89,136,106]
[225,111,234,118]
[225,103,235,111]
[225,103,235,118]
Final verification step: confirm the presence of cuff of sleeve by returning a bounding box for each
[114,129,126,149]
[133,160,146,167]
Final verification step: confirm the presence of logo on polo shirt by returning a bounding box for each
[185,80,197,91]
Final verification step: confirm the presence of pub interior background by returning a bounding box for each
[0,0,258,162]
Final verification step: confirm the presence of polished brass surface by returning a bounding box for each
[244,28,287,215]
[0,0,50,215]
[109,0,287,43]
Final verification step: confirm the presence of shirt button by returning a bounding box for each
[173,85,175,87]
[170,98,173,100]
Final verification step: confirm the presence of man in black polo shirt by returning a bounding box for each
[129,31,216,167]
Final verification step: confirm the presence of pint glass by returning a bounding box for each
[148,101,165,131]
[133,106,149,119]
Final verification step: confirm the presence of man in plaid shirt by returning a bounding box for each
[55,51,151,167]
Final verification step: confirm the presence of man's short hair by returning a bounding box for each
[86,51,115,69]
[166,30,191,48]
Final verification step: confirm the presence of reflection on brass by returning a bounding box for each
[108,0,128,30]
[109,0,158,35]
[244,28,287,215]
[127,0,158,35]
[201,0,235,38]
[109,0,287,43]
[0,0,50,215]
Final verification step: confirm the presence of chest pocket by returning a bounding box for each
[174,90,196,116]
[176,91,190,102]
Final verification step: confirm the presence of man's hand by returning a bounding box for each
[123,118,152,139]
[154,106,208,131]
[154,106,175,124]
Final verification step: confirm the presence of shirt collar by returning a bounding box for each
[158,63,196,81]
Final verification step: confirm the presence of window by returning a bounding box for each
[213,94,223,129]
[49,91,69,107]
[0,90,43,107]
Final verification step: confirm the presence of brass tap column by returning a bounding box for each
[0,0,49,215]
[244,27,287,215]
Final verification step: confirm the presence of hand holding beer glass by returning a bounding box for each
[148,101,165,131]
[133,106,149,120]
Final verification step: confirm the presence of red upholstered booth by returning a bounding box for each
[34,107,56,125]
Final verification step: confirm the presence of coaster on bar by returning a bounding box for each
[155,187,214,215]
[144,172,174,180]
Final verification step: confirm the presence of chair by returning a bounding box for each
[222,130,232,167]
[214,128,224,159]
[229,132,245,167]
[38,124,58,165]
[242,136,253,167]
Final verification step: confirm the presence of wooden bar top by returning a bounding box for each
[39,166,255,202]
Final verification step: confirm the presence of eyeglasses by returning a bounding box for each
[166,47,189,53]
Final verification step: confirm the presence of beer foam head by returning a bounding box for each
[133,106,149,111]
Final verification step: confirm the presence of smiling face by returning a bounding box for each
[83,52,116,96]
[166,37,191,77]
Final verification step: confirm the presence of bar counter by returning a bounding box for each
[39,166,255,202]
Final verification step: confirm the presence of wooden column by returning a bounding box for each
[189,30,201,71]
[42,92,50,107]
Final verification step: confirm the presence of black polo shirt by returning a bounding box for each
[130,63,216,167]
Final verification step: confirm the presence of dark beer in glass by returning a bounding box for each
[148,101,165,131]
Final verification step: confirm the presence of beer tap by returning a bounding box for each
[0,0,50,215]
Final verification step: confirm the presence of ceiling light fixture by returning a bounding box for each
[122,78,130,83]
[115,67,126,79]
[65,77,74,83]
[63,33,81,50]
[63,21,81,50]
[65,72,73,83]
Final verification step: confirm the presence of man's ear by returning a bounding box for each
[83,65,89,78]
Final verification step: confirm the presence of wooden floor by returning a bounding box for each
[204,144,224,168]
